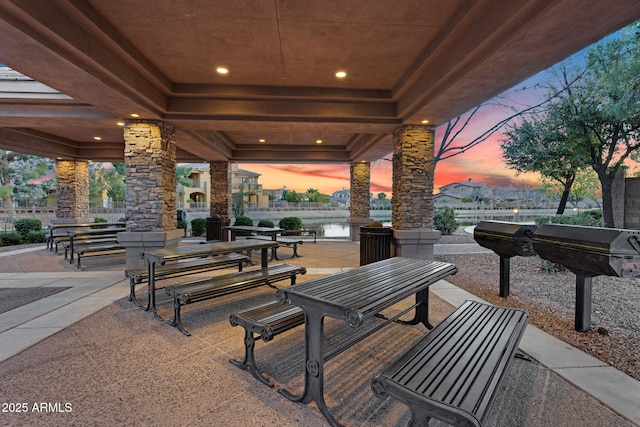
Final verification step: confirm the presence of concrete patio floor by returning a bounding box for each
[0,238,638,426]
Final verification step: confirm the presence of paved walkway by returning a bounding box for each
[0,238,638,426]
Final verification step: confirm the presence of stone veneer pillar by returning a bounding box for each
[623,177,640,229]
[118,120,183,270]
[53,159,92,224]
[349,162,372,241]
[391,125,440,259]
[209,161,231,240]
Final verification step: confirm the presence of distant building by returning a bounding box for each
[331,188,350,202]
[175,163,269,209]
[263,186,286,201]
[438,178,493,199]
[433,192,463,204]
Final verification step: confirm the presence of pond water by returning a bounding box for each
[311,220,392,238]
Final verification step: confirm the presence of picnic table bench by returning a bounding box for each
[126,252,249,307]
[165,263,306,336]
[247,234,303,259]
[63,232,121,261]
[64,228,126,267]
[47,222,125,252]
[73,242,125,269]
[229,300,305,387]
[371,300,529,427]
[275,257,459,427]
[282,229,317,243]
[141,239,284,319]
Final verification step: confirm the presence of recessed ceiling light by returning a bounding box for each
[93,136,102,141]
[216,67,229,75]
[316,139,323,144]
[130,113,139,118]
[421,119,429,124]
[335,70,347,79]
[116,121,125,126]
[259,138,266,143]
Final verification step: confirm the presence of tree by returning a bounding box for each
[232,181,246,217]
[285,190,302,203]
[0,150,15,219]
[567,169,602,208]
[502,22,640,225]
[306,188,329,203]
[501,115,591,214]
[176,166,193,187]
[0,150,55,216]
[89,163,126,205]
[550,26,640,227]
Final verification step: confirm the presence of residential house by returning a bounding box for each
[175,163,269,209]
[438,178,493,200]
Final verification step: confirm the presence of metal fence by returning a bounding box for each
[0,207,126,231]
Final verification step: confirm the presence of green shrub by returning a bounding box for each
[433,207,458,235]
[257,219,274,228]
[13,218,42,236]
[279,216,303,230]
[0,231,24,246]
[177,220,187,230]
[534,210,602,227]
[25,230,47,244]
[91,217,108,229]
[191,218,206,236]
[234,215,253,226]
[539,259,567,273]
[234,215,253,236]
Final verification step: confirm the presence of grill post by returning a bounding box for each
[575,273,593,332]
[499,256,511,297]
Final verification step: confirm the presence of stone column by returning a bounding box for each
[53,159,92,224]
[118,120,184,270]
[624,177,640,230]
[611,169,626,229]
[391,125,440,259]
[208,161,231,240]
[349,161,372,241]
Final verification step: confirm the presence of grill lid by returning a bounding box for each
[473,220,538,257]
[533,224,640,277]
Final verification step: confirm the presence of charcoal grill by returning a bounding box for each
[473,221,538,297]
[533,223,640,331]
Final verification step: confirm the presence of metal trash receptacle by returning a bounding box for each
[360,226,392,266]
[206,215,226,241]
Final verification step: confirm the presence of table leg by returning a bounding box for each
[144,261,163,320]
[396,288,433,329]
[261,247,269,268]
[68,236,75,264]
[270,234,279,261]
[279,308,344,427]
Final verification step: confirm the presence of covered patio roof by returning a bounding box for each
[0,0,639,164]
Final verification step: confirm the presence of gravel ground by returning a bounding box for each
[435,231,640,382]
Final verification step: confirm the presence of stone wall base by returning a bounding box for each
[118,229,185,271]
[392,228,441,260]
